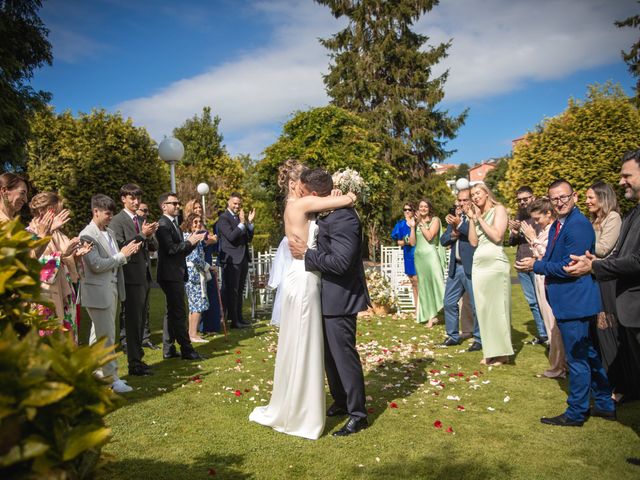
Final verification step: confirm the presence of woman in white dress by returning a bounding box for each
[249,161,356,440]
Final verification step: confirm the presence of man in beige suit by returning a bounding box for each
[79,194,141,393]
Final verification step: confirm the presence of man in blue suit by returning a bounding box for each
[440,188,482,351]
[517,179,614,426]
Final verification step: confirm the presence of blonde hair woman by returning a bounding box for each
[29,192,91,340]
[466,183,512,366]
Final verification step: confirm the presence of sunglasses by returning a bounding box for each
[164,201,180,206]
[516,195,533,203]
[138,208,149,213]
[403,208,413,212]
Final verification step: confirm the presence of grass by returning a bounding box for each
[85,249,640,480]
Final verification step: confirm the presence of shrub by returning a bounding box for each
[0,218,120,479]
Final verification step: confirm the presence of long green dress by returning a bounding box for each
[414,218,446,324]
[471,208,513,358]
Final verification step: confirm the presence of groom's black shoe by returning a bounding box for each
[326,403,348,417]
[333,417,369,437]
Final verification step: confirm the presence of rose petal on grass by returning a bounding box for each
[208,468,216,476]
[389,402,398,409]
[457,405,465,411]
[434,420,442,428]
[446,426,454,433]
[234,390,242,397]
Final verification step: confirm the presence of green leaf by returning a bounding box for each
[62,425,111,461]
[0,438,50,467]
[21,382,74,407]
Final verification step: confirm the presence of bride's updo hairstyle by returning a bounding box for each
[277,159,308,195]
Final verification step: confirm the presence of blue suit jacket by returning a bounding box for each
[533,207,601,320]
[440,217,475,277]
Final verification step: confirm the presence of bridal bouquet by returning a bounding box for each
[332,168,369,203]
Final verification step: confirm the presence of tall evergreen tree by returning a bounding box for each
[0,0,52,171]
[615,2,640,106]
[316,0,466,178]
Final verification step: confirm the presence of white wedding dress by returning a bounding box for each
[249,220,325,440]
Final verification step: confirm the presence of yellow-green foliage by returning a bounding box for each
[0,219,121,479]
[26,108,171,234]
[502,82,640,212]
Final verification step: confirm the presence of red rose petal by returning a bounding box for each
[194,379,202,384]
[234,390,242,397]
[389,402,398,409]
[235,350,241,354]
[434,420,442,428]
[367,407,375,414]
[457,372,464,377]
[457,405,465,411]
[208,468,217,476]
[236,359,242,363]
[446,426,454,433]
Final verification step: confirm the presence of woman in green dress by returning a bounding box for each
[409,199,446,327]
[467,184,513,365]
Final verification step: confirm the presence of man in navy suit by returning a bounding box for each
[517,179,614,426]
[217,193,255,329]
[440,188,482,351]
[290,168,371,437]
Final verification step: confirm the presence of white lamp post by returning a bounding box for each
[158,137,185,193]
[197,182,210,219]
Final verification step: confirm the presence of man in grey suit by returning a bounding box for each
[79,194,141,393]
[110,184,159,376]
[566,149,640,395]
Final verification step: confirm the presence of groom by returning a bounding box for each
[290,168,371,437]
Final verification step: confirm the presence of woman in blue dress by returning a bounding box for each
[182,212,210,343]
[391,202,418,307]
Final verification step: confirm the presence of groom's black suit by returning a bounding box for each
[304,207,370,420]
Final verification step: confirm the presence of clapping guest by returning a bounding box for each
[391,202,418,307]
[0,173,28,222]
[467,184,513,366]
[409,199,445,327]
[521,198,566,378]
[29,192,91,341]
[182,213,210,343]
[79,194,142,394]
[184,198,222,333]
[586,181,632,402]
[508,186,547,345]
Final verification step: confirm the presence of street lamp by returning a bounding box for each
[158,137,184,193]
[197,182,210,219]
[455,177,470,192]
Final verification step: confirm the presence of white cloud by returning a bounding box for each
[48,26,109,63]
[417,0,637,101]
[116,0,637,159]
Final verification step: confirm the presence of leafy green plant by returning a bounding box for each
[0,218,121,479]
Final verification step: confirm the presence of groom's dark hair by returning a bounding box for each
[300,168,333,197]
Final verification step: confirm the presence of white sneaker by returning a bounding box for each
[112,379,133,393]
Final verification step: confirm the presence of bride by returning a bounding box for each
[249,160,355,440]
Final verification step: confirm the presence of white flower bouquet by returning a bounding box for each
[332,168,369,203]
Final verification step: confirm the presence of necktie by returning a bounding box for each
[133,216,140,234]
[552,221,561,244]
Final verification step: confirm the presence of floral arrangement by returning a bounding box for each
[365,268,398,310]
[332,168,369,202]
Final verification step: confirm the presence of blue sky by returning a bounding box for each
[32,0,638,166]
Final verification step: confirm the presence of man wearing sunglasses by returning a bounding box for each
[516,179,613,427]
[508,186,547,345]
[156,192,206,360]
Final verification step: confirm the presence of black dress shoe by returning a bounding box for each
[326,403,348,417]
[540,414,584,427]
[163,349,180,360]
[440,338,460,347]
[333,417,369,437]
[467,342,482,352]
[143,342,160,350]
[129,364,154,376]
[181,351,206,360]
[590,407,616,421]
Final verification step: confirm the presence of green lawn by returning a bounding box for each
[91,251,640,480]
